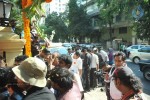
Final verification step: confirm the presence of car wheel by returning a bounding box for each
[143,68,150,81]
[133,57,140,64]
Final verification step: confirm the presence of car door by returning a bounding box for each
[138,47,150,60]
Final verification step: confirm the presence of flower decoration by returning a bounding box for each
[21,0,52,56]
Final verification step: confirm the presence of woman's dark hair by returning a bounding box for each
[119,75,142,93]
[49,67,74,92]
[113,68,142,93]
[114,51,126,61]
[101,61,107,67]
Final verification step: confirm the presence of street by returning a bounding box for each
[127,59,150,99]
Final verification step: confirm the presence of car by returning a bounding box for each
[129,47,150,64]
[126,45,148,52]
[47,43,68,55]
[62,43,72,49]
[47,46,68,55]
[138,60,150,81]
[126,45,149,57]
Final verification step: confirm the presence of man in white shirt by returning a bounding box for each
[105,51,129,100]
[89,49,99,89]
[70,51,83,77]
[99,47,109,62]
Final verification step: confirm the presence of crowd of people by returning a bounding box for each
[0,43,147,100]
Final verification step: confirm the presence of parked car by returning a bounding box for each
[138,60,150,81]
[126,45,149,57]
[129,47,150,64]
[48,46,68,55]
[47,43,68,55]
[62,43,72,49]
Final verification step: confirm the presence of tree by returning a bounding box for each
[10,0,23,36]
[96,0,118,42]
[97,0,150,44]
[45,12,68,42]
[68,0,92,43]
[134,0,150,44]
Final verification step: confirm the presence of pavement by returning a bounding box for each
[84,87,107,100]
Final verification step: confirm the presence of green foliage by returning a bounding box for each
[39,24,53,37]
[68,0,92,42]
[133,1,150,44]
[96,0,119,40]
[9,0,47,39]
[9,0,23,35]
[45,12,68,42]
[9,0,22,9]
[96,0,149,42]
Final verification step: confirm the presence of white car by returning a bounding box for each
[126,45,148,52]
[126,45,149,57]
[48,46,68,55]
[129,47,150,64]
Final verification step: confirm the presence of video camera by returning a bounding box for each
[94,69,105,87]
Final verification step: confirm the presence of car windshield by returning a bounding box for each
[48,47,68,55]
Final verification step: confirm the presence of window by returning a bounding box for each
[139,48,148,53]
[116,14,121,22]
[119,27,127,34]
[140,46,145,48]
[131,46,138,49]
[139,47,150,53]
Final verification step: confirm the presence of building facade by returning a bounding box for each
[82,0,145,49]
[45,0,69,15]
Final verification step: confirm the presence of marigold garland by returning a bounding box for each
[22,0,52,56]
[45,0,52,3]
[22,0,32,57]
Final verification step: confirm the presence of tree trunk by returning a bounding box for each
[109,21,113,46]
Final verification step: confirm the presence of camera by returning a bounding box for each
[94,70,105,87]
[94,70,102,77]
[103,72,107,74]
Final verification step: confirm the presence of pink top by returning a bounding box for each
[60,82,81,100]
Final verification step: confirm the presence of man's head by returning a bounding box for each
[114,51,126,67]
[101,61,108,71]
[52,52,60,66]
[81,48,87,55]
[14,55,29,66]
[93,48,98,53]
[58,54,72,69]
[67,48,72,54]
[40,48,51,59]
[73,51,81,59]
[99,47,102,51]
[12,57,47,90]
